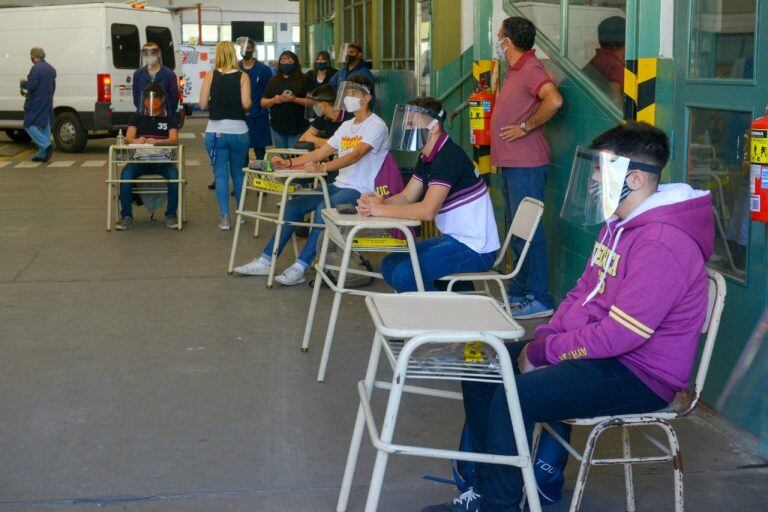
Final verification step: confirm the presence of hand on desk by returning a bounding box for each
[356,193,383,217]
[303,161,325,173]
[271,156,291,168]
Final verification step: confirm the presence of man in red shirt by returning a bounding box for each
[491,17,563,319]
[584,16,625,105]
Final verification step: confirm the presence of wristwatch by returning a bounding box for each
[520,121,529,134]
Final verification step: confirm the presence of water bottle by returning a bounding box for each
[116,129,125,146]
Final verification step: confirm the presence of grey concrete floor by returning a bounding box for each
[0,120,766,512]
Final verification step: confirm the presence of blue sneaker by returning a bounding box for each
[422,488,482,512]
[510,298,554,319]
[508,293,532,307]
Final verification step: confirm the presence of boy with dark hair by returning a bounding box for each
[423,122,714,512]
[358,96,499,292]
[299,83,353,148]
[117,82,180,231]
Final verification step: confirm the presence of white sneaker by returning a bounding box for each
[274,265,306,286]
[234,257,271,276]
[218,215,231,230]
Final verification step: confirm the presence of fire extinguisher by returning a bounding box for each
[749,107,768,222]
[469,78,494,147]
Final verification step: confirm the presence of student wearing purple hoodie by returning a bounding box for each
[423,122,714,512]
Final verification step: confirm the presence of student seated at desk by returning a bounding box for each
[233,75,388,286]
[298,84,353,149]
[116,82,179,231]
[422,122,714,512]
[357,97,500,292]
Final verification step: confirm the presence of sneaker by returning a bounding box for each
[508,293,532,307]
[218,215,231,230]
[165,214,179,229]
[43,144,53,162]
[510,298,554,319]
[274,265,306,286]
[115,216,133,231]
[422,488,482,512]
[234,257,271,276]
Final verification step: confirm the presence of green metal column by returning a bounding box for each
[473,0,493,61]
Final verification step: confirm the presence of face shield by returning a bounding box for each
[304,90,335,120]
[333,80,369,113]
[236,37,255,60]
[142,90,164,117]
[141,47,161,68]
[339,42,357,66]
[388,103,444,152]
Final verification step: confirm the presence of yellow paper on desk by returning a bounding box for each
[464,342,484,363]
[252,177,294,193]
[352,237,408,248]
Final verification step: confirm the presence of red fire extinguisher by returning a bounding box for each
[469,78,494,147]
[750,107,768,222]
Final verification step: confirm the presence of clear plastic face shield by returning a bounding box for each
[304,91,336,120]
[339,42,358,66]
[388,104,444,152]
[141,47,161,68]
[333,80,370,113]
[236,37,255,60]
[560,147,631,226]
[142,90,163,117]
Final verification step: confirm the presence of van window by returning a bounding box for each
[146,26,176,69]
[111,23,140,69]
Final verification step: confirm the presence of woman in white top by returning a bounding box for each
[199,41,252,230]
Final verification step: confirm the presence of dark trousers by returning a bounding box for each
[500,166,553,308]
[119,163,178,218]
[461,342,667,511]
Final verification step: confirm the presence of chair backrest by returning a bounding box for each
[683,269,727,414]
[494,197,544,271]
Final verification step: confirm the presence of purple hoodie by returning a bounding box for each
[527,184,715,402]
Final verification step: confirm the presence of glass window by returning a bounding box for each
[686,107,752,279]
[292,25,301,43]
[181,24,197,44]
[690,0,756,79]
[201,24,220,44]
[264,24,275,43]
[220,25,232,43]
[146,26,175,69]
[181,24,220,44]
[508,0,562,48]
[569,1,627,108]
[111,24,140,69]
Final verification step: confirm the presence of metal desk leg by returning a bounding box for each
[228,172,250,274]
[254,190,264,238]
[301,229,330,353]
[267,180,292,288]
[337,332,384,512]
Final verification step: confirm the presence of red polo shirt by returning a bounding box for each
[490,50,553,168]
[587,48,624,87]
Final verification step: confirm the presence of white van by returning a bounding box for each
[0,2,184,152]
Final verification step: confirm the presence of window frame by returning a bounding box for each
[111,23,141,69]
[145,26,176,69]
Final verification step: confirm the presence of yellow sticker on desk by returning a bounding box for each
[252,177,294,193]
[352,237,408,248]
[465,341,484,363]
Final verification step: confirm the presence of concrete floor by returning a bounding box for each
[0,119,766,512]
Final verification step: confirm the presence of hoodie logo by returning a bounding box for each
[591,241,621,294]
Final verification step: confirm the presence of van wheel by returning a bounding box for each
[4,129,32,143]
[53,112,88,152]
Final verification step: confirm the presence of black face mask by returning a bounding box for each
[316,61,329,70]
[345,54,357,66]
[243,50,254,60]
[279,63,297,75]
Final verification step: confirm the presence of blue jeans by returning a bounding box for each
[204,132,250,216]
[381,235,497,292]
[119,163,178,218]
[270,129,301,150]
[462,342,667,511]
[262,184,361,267]
[26,123,51,157]
[501,166,553,308]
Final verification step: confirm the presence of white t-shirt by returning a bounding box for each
[327,113,389,194]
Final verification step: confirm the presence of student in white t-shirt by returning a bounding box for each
[357,97,500,292]
[233,75,389,286]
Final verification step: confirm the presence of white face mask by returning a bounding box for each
[312,103,325,117]
[495,38,508,60]
[143,56,158,67]
[343,95,362,112]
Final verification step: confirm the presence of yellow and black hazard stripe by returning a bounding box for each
[624,58,657,125]
[473,59,493,89]
[473,145,491,175]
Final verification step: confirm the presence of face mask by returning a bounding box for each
[312,103,325,117]
[345,54,357,66]
[316,61,328,70]
[343,96,362,112]
[243,50,254,60]
[143,56,158,67]
[495,38,508,60]
[279,63,296,75]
